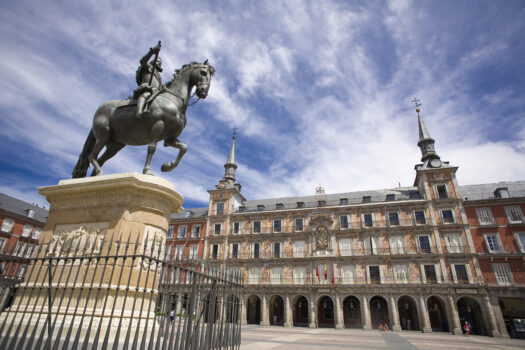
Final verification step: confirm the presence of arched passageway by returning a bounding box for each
[247,294,261,325]
[370,296,389,329]
[293,296,309,327]
[318,296,334,328]
[398,296,420,331]
[457,297,487,335]
[270,295,284,326]
[343,296,361,329]
[427,296,448,332]
[226,295,240,323]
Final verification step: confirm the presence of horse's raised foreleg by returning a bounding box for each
[143,120,165,175]
[161,137,187,172]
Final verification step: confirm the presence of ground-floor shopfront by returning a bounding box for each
[241,285,505,337]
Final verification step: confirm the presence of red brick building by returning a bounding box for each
[167,207,208,262]
[462,183,525,337]
[0,193,47,309]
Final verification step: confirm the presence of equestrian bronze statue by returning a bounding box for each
[72,44,215,178]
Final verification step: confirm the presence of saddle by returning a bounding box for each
[115,88,163,109]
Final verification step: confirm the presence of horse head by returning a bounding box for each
[189,60,215,99]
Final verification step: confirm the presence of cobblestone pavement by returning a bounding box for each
[240,325,525,350]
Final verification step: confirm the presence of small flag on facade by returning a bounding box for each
[324,264,327,280]
[316,265,320,282]
[332,264,335,285]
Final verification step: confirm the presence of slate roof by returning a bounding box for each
[241,186,422,211]
[0,193,48,223]
[171,207,209,220]
[459,181,525,201]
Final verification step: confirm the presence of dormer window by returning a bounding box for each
[340,198,348,205]
[25,209,35,218]
[239,206,246,213]
[362,196,371,203]
[257,205,265,211]
[386,194,395,201]
[317,200,326,207]
[297,202,305,208]
[494,188,509,198]
[409,192,421,199]
[276,203,284,210]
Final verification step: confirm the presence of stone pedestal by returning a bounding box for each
[1,173,183,348]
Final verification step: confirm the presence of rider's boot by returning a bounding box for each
[136,96,150,118]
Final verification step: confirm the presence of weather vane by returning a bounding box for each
[232,126,238,139]
[411,98,422,115]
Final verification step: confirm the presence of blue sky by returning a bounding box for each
[1,0,524,209]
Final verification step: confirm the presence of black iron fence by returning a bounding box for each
[0,233,242,350]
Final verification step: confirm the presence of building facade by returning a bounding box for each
[168,111,525,338]
[0,193,47,309]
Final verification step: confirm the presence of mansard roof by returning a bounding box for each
[459,181,525,201]
[0,193,48,223]
[240,186,422,212]
[171,207,209,220]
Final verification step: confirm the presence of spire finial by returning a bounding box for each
[411,98,422,115]
[232,126,238,140]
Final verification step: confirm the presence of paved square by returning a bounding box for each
[240,326,525,350]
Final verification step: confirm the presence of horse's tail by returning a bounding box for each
[72,130,96,178]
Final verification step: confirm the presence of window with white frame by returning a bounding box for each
[390,235,405,254]
[232,222,240,235]
[441,209,455,224]
[249,267,260,284]
[368,265,381,284]
[1,217,15,233]
[435,184,448,199]
[21,224,33,237]
[14,242,26,257]
[339,215,349,229]
[393,264,409,284]
[294,218,304,231]
[363,213,373,228]
[484,233,503,253]
[476,208,495,225]
[24,244,35,258]
[293,240,305,258]
[191,225,201,238]
[339,238,352,256]
[0,237,6,251]
[188,244,198,259]
[388,212,400,226]
[445,233,463,253]
[341,265,355,284]
[273,242,281,258]
[213,223,222,235]
[252,243,260,258]
[294,266,306,284]
[414,210,426,225]
[167,225,174,238]
[178,225,187,238]
[492,263,513,286]
[451,264,471,283]
[270,266,282,284]
[230,243,239,258]
[423,264,438,283]
[252,220,261,233]
[32,227,42,240]
[417,235,432,253]
[174,245,185,260]
[366,236,379,255]
[505,206,524,224]
[273,219,282,233]
[514,232,525,253]
[211,244,219,259]
[216,202,225,215]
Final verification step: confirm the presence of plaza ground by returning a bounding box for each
[240,325,525,350]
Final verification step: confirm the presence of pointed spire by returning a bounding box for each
[223,133,237,182]
[412,99,439,163]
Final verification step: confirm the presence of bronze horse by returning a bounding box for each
[72,61,215,178]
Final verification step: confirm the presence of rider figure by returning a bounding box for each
[134,43,163,118]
